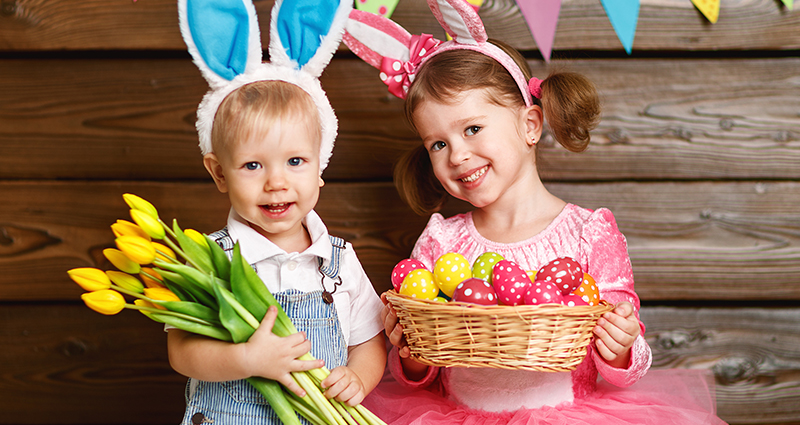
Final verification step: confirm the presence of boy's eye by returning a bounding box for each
[288,157,304,166]
[244,162,261,170]
[465,126,481,136]
[430,141,446,152]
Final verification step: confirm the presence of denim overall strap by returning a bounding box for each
[181,229,349,425]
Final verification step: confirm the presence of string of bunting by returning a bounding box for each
[354,0,795,60]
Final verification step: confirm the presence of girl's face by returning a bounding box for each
[414,88,540,209]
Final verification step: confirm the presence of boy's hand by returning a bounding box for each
[242,306,324,396]
[592,301,641,369]
[321,366,366,406]
[380,292,411,358]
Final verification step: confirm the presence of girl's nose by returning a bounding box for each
[449,140,470,166]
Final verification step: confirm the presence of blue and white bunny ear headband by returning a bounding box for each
[179,0,351,173]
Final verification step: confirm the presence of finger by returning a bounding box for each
[380,291,390,305]
[321,367,344,389]
[600,313,640,341]
[336,382,363,406]
[594,338,617,362]
[278,374,306,398]
[594,323,627,355]
[389,324,407,348]
[614,301,633,318]
[398,346,411,358]
[258,306,279,332]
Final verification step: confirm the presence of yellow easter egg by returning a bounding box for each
[399,269,438,300]
[571,273,601,306]
[433,252,472,297]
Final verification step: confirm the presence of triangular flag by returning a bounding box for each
[692,0,719,23]
[355,0,402,19]
[516,0,562,62]
[781,0,793,10]
[600,0,639,54]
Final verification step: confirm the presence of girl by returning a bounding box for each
[345,0,727,423]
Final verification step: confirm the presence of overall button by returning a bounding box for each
[287,261,298,271]
[191,412,206,424]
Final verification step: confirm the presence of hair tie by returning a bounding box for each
[528,77,543,99]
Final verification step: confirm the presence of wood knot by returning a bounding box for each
[60,339,89,357]
[0,0,16,17]
[713,355,758,385]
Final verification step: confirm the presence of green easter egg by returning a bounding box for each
[471,252,505,283]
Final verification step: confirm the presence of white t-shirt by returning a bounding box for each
[225,208,383,346]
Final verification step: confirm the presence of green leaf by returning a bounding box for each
[172,220,215,275]
[247,377,302,425]
[156,260,213,292]
[206,234,231,284]
[153,300,221,325]
[213,283,256,343]
[151,313,233,342]
[230,244,268,322]
[158,269,218,310]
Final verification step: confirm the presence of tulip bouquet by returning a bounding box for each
[68,194,385,425]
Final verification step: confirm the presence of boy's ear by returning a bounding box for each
[319,176,325,188]
[524,105,544,146]
[203,153,229,193]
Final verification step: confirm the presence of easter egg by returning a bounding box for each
[432,296,449,303]
[523,280,563,305]
[399,269,438,300]
[571,273,601,306]
[452,278,497,305]
[471,252,504,282]
[536,257,583,295]
[561,293,590,307]
[492,260,531,306]
[391,258,427,291]
[526,270,537,282]
[433,252,472,297]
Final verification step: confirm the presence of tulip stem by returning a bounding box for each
[159,235,206,271]
[125,303,217,326]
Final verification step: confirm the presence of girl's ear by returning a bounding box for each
[524,105,544,146]
[203,153,229,193]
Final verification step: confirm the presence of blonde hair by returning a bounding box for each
[395,40,600,215]
[211,80,320,156]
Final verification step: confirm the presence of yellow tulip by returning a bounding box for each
[140,267,165,288]
[116,235,156,265]
[103,248,141,274]
[144,287,181,303]
[106,270,144,293]
[184,228,209,250]
[68,268,112,292]
[130,209,165,240]
[81,289,126,315]
[111,219,150,241]
[123,193,159,220]
[152,242,177,263]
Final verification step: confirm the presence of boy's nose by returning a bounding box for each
[264,168,288,191]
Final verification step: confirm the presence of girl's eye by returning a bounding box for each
[244,162,261,170]
[288,157,304,166]
[465,126,481,136]
[430,141,446,152]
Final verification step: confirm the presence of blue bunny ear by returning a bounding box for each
[269,0,351,78]
[179,0,262,88]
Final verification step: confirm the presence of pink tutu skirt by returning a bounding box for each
[363,368,727,425]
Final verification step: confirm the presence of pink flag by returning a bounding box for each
[516,0,562,62]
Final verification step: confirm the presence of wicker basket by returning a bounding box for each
[385,290,614,372]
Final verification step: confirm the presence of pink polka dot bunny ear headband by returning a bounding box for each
[179,0,352,173]
[343,0,541,107]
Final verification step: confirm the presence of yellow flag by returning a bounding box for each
[692,0,719,23]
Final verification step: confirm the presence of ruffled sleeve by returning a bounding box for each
[581,208,652,387]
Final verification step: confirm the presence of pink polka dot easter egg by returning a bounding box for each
[523,280,564,305]
[536,257,583,295]
[433,252,472,297]
[561,293,590,307]
[391,258,427,291]
[492,260,531,306]
[399,269,438,300]
[571,273,601,306]
[452,278,497,305]
[471,251,504,283]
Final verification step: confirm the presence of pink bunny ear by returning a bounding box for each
[427,0,486,45]
[344,9,413,69]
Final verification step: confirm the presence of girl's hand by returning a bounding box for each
[592,301,640,369]
[242,306,324,396]
[380,292,411,358]
[321,366,366,406]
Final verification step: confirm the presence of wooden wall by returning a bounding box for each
[1,0,799,423]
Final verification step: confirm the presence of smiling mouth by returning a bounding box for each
[262,203,292,213]
[460,166,488,183]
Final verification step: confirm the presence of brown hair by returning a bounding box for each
[211,80,320,156]
[395,40,600,215]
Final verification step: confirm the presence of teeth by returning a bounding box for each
[461,166,487,183]
[265,203,289,211]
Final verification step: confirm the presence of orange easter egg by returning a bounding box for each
[571,273,600,306]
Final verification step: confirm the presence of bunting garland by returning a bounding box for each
[691,0,720,23]
[599,0,639,54]
[517,0,562,61]
[355,0,402,18]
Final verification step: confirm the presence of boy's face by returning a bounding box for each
[204,111,323,247]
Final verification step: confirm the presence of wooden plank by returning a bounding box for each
[1,303,797,424]
[641,306,800,425]
[1,0,799,52]
[3,180,800,302]
[1,57,799,182]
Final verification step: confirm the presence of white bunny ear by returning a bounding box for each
[269,0,352,78]
[179,0,262,89]
[343,9,413,69]
[427,0,486,45]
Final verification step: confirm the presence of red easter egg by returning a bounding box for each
[536,257,583,295]
[492,260,531,306]
[561,294,590,307]
[452,278,498,305]
[391,258,427,291]
[523,280,564,305]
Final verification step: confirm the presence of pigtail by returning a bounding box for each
[394,144,447,216]
[540,72,601,153]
